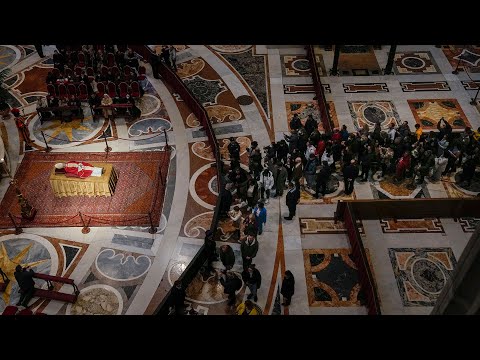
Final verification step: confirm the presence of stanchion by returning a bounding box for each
[40,131,52,152]
[148,212,157,234]
[79,212,91,234]
[470,85,480,105]
[163,128,171,151]
[103,131,112,153]
[452,52,464,75]
[8,212,23,235]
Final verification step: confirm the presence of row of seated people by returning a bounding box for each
[89,93,141,119]
[47,80,144,101]
[48,65,146,86]
[53,46,141,74]
[38,92,141,121]
[37,95,84,122]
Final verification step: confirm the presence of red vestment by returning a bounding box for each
[64,161,94,178]
[395,155,411,179]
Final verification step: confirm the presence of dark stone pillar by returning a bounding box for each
[330,45,341,76]
[384,44,397,75]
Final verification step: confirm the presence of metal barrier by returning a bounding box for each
[306,45,334,133]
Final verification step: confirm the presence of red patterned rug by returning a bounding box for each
[0,151,170,228]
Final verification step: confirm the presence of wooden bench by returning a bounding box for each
[2,305,18,315]
[32,273,80,304]
[33,288,77,303]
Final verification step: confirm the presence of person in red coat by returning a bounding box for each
[331,127,342,143]
[13,109,34,146]
[395,151,411,181]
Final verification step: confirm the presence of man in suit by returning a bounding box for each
[14,265,36,307]
[241,264,261,302]
[343,159,359,195]
[284,182,300,220]
[169,280,186,315]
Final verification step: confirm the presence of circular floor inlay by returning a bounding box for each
[67,285,123,315]
[402,57,425,69]
[237,95,253,105]
[209,45,252,53]
[0,45,20,71]
[363,105,386,124]
[411,258,445,294]
[292,59,310,71]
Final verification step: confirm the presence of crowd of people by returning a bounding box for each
[189,113,480,314]
[220,116,480,213]
[42,45,154,122]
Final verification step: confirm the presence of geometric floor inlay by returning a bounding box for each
[407,98,471,131]
[299,217,364,235]
[348,100,401,131]
[458,218,480,233]
[380,218,444,233]
[388,247,457,307]
[394,52,440,75]
[303,249,365,307]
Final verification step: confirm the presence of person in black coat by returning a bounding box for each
[304,114,318,137]
[219,244,235,270]
[281,270,295,306]
[228,137,241,161]
[161,46,171,67]
[240,235,259,270]
[220,271,242,306]
[14,265,36,307]
[284,182,300,220]
[289,113,302,131]
[204,229,218,274]
[169,280,186,315]
[315,161,331,198]
[219,184,233,218]
[343,159,359,195]
[241,264,261,302]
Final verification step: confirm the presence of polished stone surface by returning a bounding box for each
[1,44,478,316]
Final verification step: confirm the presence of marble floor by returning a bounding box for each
[0,44,479,315]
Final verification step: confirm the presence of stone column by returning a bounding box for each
[432,223,480,315]
[384,44,397,75]
[330,45,341,76]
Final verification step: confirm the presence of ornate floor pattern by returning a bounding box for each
[303,249,365,307]
[217,47,270,118]
[286,101,339,133]
[179,57,245,125]
[371,176,429,199]
[348,100,401,131]
[0,234,89,313]
[400,82,451,92]
[281,55,312,77]
[458,218,480,232]
[299,217,364,235]
[388,247,456,306]
[408,99,471,130]
[441,45,480,73]
[394,52,440,74]
[379,218,444,233]
[343,83,388,93]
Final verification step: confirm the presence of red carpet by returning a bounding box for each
[0,152,170,228]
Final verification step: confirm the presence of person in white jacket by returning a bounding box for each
[430,155,448,182]
[259,166,274,204]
